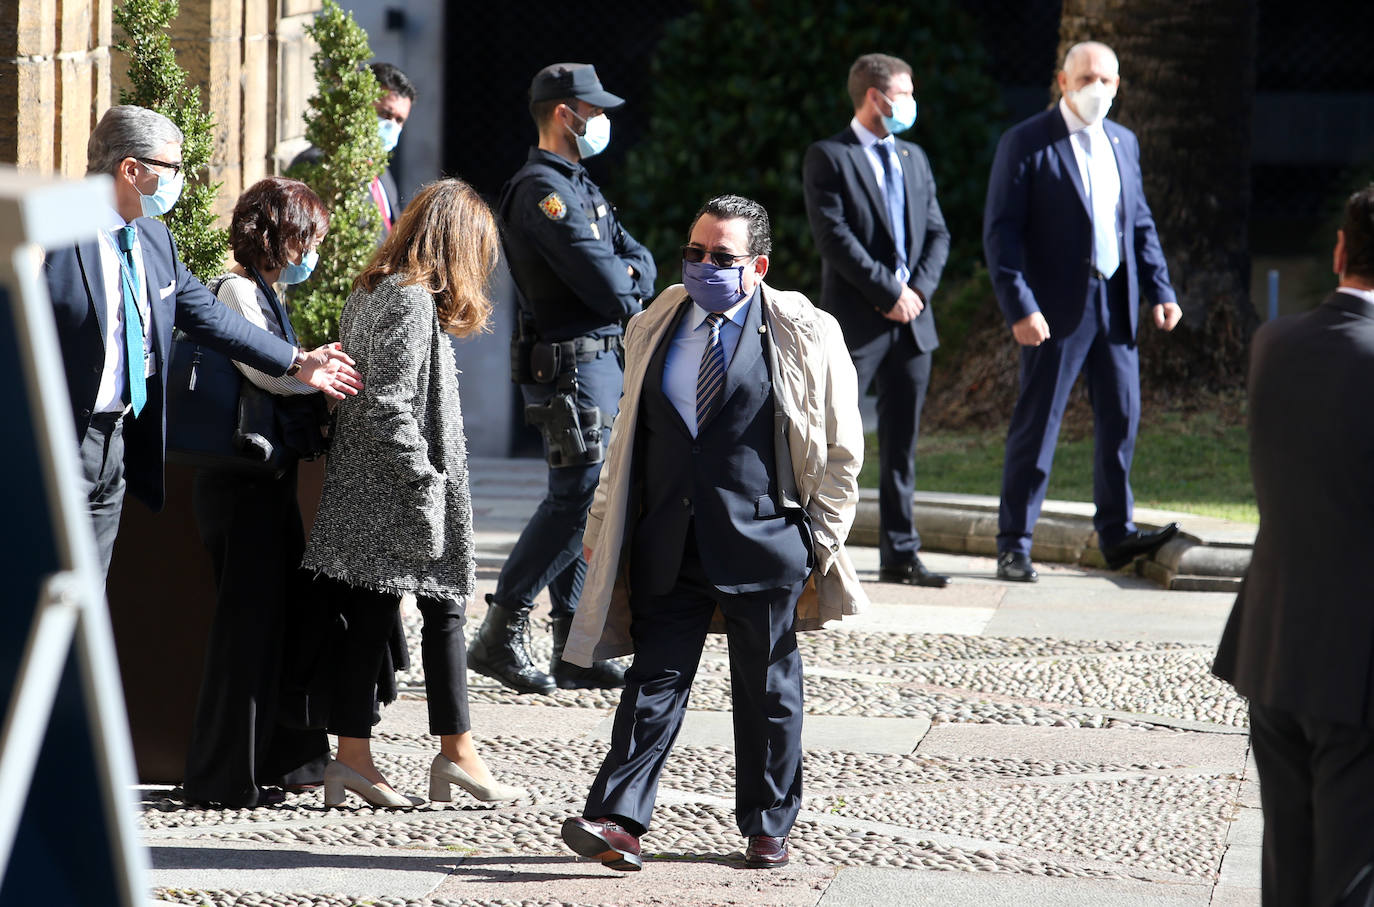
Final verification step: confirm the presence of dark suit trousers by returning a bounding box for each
[79,412,127,579]
[184,469,329,806]
[583,540,806,837]
[848,325,932,566]
[998,272,1139,555]
[1250,703,1374,907]
[325,580,471,739]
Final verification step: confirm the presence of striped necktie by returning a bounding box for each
[696,312,726,429]
[114,225,147,416]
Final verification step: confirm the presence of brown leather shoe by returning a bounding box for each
[744,834,789,867]
[561,816,642,871]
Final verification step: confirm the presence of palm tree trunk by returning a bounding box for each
[1058,0,1259,386]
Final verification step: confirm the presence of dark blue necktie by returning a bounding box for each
[878,142,908,277]
[696,313,726,430]
[114,226,147,416]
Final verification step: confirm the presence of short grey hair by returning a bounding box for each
[86,105,184,176]
[1062,41,1119,76]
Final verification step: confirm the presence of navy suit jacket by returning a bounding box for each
[803,127,950,351]
[983,108,1174,340]
[45,216,295,511]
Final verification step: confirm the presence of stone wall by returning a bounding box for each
[0,0,320,222]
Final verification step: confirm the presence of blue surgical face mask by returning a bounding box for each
[137,164,185,218]
[280,249,319,285]
[683,258,750,313]
[568,110,611,159]
[378,117,402,152]
[879,92,918,135]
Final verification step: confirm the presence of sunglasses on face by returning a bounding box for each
[681,245,754,268]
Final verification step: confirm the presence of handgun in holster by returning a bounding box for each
[524,372,608,468]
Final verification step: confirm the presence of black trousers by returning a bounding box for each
[78,412,126,580]
[1250,702,1374,906]
[327,581,471,739]
[847,326,932,568]
[184,468,330,807]
[583,544,806,837]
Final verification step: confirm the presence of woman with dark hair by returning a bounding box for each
[304,178,523,809]
[182,177,333,808]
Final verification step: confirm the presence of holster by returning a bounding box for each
[524,373,612,468]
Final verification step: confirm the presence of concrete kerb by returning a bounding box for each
[849,490,1255,591]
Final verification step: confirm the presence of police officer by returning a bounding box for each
[470,63,656,693]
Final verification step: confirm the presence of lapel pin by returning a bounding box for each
[759,325,767,334]
[901,149,909,156]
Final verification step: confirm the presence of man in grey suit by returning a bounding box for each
[1213,184,1374,907]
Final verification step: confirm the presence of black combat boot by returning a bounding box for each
[550,615,627,690]
[468,596,557,694]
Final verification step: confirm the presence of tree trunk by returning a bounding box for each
[1058,0,1259,388]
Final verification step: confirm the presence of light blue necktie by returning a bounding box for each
[114,225,147,416]
[1078,131,1120,279]
[695,313,726,430]
[878,141,908,279]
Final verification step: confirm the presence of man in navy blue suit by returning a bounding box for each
[803,53,952,588]
[45,105,362,579]
[983,42,1182,583]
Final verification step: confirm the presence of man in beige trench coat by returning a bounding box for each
[557,195,868,871]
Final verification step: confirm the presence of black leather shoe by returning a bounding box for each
[996,551,1038,583]
[1101,523,1180,570]
[744,834,789,867]
[561,816,643,871]
[551,616,627,690]
[878,557,950,588]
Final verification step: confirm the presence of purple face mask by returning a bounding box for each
[682,258,747,313]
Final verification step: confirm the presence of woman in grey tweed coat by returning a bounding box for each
[303,179,523,809]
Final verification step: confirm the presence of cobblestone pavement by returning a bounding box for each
[145,459,1259,907]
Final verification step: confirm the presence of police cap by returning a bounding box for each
[529,63,625,110]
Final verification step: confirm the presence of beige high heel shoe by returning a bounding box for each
[428,754,526,803]
[323,760,424,809]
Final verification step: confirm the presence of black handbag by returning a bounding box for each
[166,274,321,477]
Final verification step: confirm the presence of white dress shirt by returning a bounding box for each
[94,207,152,414]
[850,117,910,285]
[661,292,752,437]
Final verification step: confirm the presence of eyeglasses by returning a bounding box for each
[681,245,754,268]
[137,157,183,178]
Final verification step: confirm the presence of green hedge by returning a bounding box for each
[615,0,1004,304]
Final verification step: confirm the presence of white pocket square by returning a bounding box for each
[158,281,176,299]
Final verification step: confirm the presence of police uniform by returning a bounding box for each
[469,63,655,693]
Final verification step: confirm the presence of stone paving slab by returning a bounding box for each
[818,867,1216,906]
[916,725,1249,773]
[424,853,834,907]
[588,710,931,755]
[148,839,459,899]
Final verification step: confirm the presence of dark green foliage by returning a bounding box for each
[288,0,386,348]
[114,0,226,281]
[616,0,1003,301]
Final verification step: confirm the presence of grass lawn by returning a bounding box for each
[860,408,1258,524]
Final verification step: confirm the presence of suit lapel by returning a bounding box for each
[134,222,168,360]
[1104,120,1130,229]
[1050,113,1090,217]
[75,238,110,342]
[645,298,694,439]
[712,290,764,423]
[897,140,918,258]
[845,139,895,243]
